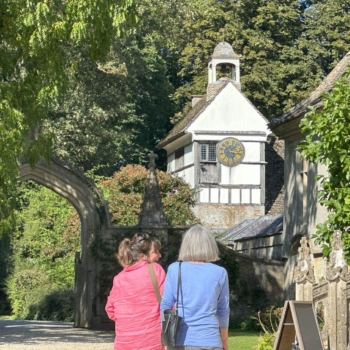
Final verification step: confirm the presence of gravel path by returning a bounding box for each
[0,319,115,350]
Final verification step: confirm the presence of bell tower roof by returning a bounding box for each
[208,41,241,87]
[212,41,241,59]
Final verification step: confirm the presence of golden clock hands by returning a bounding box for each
[229,149,242,155]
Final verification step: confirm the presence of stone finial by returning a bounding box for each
[326,230,350,281]
[137,152,168,227]
[148,151,157,172]
[293,237,316,284]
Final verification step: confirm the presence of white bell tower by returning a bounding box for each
[208,41,241,85]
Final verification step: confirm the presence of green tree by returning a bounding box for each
[100,164,199,226]
[6,183,80,318]
[0,231,11,314]
[303,0,350,76]
[171,0,322,123]
[299,67,350,261]
[44,37,175,175]
[35,0,194,176]
[0,0,137,233]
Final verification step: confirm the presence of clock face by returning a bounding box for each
[216,137,245,167]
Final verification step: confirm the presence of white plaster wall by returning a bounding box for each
[200,187,210,202]
[231,189,240,203]
[221,164,260,185]
[167,153,175,172]
[187,83,269,134]
[184,144,193,166]
[251,189,261,204]
[244,142,261,162]
[220,189,229,203]
[211,188,219,203]
[242,189,250,203]
[193,134,267,142]
[177,166,195,188]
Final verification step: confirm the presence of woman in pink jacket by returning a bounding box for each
[105,233,166,350]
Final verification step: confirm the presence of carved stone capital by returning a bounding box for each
[293,237,316,284]
[326,231,350,282]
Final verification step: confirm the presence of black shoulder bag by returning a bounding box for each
[148,261,183,347]
[161,261,182,347]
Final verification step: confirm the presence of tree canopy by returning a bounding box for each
[170,0,324,123]
[0,0,137,233]
[299,67,350,261]
[2,0,350,234]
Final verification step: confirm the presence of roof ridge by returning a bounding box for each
[270,51,350,128]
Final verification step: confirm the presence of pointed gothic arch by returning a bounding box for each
[19,157,110,328]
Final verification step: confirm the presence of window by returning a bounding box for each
[199,143,218,183]
[200,143,217,162]
[175,148,184,169]
[296,152,308,233]
[300,157,308,226]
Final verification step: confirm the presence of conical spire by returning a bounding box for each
[137,152,168,227]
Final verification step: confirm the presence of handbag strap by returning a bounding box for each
[175,261,182,310]
[148,261,182,308]
[148,263,162,304]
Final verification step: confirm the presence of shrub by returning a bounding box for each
[99,164,199,226]
[254,332,276,350]
[6,268,49,318]
[27,289,74,322]
[252,306,282,350]
[6,184,80,320]
[6,267,74,321]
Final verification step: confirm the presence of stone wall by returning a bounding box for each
[265,136,284,216]
[97,228,284,329]
[219,244,284,320]
[192,203,264,232]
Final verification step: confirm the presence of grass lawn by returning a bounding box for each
[228,329,260,350]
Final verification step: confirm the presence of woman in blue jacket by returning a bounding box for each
[161,225,230,350]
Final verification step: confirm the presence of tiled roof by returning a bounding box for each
[269,51,350,128]
[220,214,283,243]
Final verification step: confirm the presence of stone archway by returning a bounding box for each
[19,158,109,328]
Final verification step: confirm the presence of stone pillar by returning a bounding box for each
[137,151,169,262]
[325,230,350,350]
[293,237,315,301]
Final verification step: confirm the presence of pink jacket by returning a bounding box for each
[105,261,166,350]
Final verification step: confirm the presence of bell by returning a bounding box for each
[220,64,228,73]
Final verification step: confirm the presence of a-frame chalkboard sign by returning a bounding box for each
[273,301,323,350]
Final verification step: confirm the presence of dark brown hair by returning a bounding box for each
[117,233,161,267]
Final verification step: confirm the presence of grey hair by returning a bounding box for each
[178,225,219,262]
